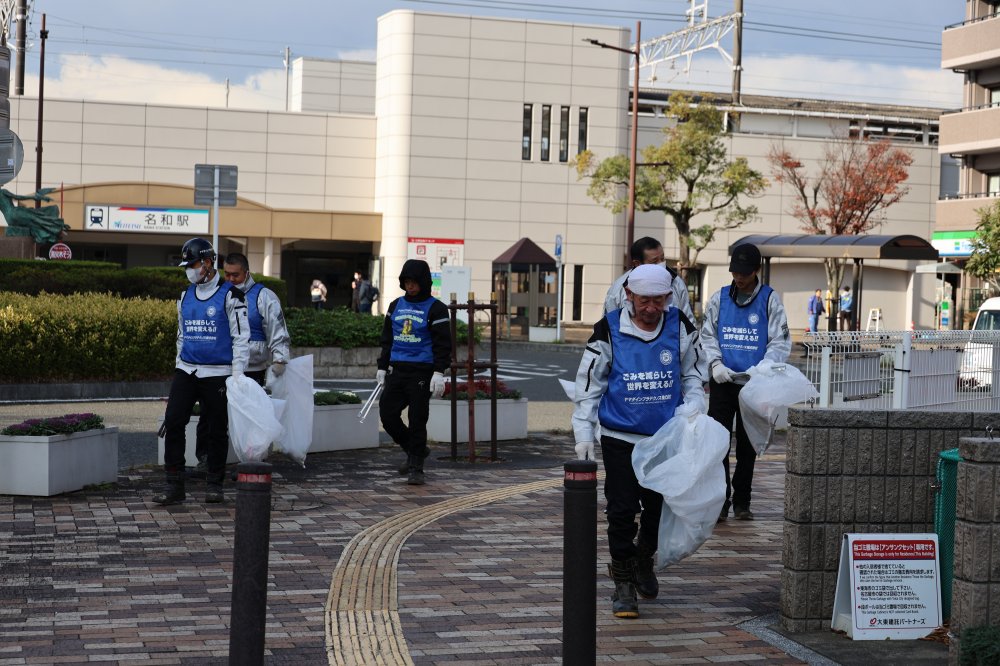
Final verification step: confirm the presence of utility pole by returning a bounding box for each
[732,0,743,105]
[225,78,230,108]
[34,12,45,207]
[13,0,24,94]
[283,46,290,112]
[584,22,641,271]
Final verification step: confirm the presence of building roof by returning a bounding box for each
[638,89,945,122]
[730,234,939,261]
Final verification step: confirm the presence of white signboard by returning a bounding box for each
[407,237,464,299]
[440,265,472,323]
[831,533,941,640]
[85,205,209,235]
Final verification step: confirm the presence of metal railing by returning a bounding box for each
[801,330,1000,412]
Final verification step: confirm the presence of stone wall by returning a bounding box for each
[291,345,482,379]
[781,407,1000,632]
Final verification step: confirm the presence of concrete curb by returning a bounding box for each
[0,380,171,403]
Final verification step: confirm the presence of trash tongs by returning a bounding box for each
[358,382,384,423]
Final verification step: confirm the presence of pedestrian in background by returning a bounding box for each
[574,263,707,619]
[377,259,451,486]
[311,279,327,310]
[701,243,790,522]
[356,271,375,314]
[807,288,825,333]
[839,286,853,331]
[155,238,249,506]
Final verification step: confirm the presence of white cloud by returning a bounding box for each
[646,54,962,109]
[23,54,287,110]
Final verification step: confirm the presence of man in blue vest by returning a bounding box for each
[377,259,452,486]
[603,236,694,321]
[154,238,250,506]
[701,243,790,522]
[222,253,290,384]
[573,263,708,619]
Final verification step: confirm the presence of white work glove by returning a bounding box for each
[232,368,244,380]
[575,441,595,461]
[712,362,734,384]
[376,369,386,386]
[271,362,286,377]
[429,371,446,399]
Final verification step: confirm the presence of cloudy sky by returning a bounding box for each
[12,0,963,110]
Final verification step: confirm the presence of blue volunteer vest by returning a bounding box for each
[245,282,266,342]
[598,308,682,436]
[389,297,436,364]
[180,282,235,365]
[718,284,771,372]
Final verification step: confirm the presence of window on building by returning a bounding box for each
[559,107,570,163]
[988,173,1000,196]
[572,265,584,321]
[541,105,551,162]
[578,107,589,154]
[989,88,1000,108]
[522,104,532,161]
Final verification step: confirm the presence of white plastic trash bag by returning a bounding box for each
[632,412,729,568]
[267,355,315,466]
[739,360,819,455]
[227,373,284,463]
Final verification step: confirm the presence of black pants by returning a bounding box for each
[839,311,852,331]
[708,378,756,508]
[164,369,229,475]
[601,435,662,561]
[194,370,263,462]
[379,366,433,458]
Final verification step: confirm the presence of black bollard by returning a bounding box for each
[563,459,597,664]
[229,461,273,666]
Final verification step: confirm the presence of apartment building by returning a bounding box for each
[939,0,1000,316]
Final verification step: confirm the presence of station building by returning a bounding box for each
[2,9,947,329]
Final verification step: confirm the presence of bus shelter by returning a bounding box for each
[730,234,939,331]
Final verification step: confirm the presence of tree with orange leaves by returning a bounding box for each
[767,139,913,296]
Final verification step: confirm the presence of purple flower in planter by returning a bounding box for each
[1,413,105,437]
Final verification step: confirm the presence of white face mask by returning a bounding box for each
[185,267,203,284]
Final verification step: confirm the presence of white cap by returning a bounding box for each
[627,264,673,296]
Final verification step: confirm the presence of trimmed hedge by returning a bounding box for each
[0,258,287,305]
[285,306,478,348]
[0,292,176,382]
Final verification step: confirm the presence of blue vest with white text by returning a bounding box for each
[180,282,235,366]
[390,298,436,364]
[718,284,771,372]
[245,282,266,342]
[598,308,682,436]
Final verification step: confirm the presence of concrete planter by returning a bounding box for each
[0,427,119,496]
[157,417,238,466]
[426,398,528,442]
[311,404,379,452]
[529,326,559,342]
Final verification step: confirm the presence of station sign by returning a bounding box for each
[85,205,209,235]
[48,242,72,260]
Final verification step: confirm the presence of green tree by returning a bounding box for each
[574,92,767,274]
[966,201,1000,294]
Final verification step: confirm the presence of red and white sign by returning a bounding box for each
[831,533,941,640]
[48,242,72,260]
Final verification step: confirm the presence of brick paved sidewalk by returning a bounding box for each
[0,433,799,665]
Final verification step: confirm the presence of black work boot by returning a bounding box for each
[153,469,185,506]
[635,540,659,600]
[205,470,225,503]
[608,559,639,618]
[406,454,426,486]
[398,453,411,476]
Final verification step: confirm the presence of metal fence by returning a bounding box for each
[801,330,1000,412]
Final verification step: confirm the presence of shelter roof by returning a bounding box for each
[492,237,557,270]
[729,234,938,261]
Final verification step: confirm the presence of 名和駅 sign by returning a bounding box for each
[831,533,941,640]
[85,205,209,235]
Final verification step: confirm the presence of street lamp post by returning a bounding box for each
[585,20,640,271]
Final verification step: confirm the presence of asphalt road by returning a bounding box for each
[316,345,586,402]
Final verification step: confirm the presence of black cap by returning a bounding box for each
[729,243,761,274]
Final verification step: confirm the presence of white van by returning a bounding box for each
[959,297,1000,388]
